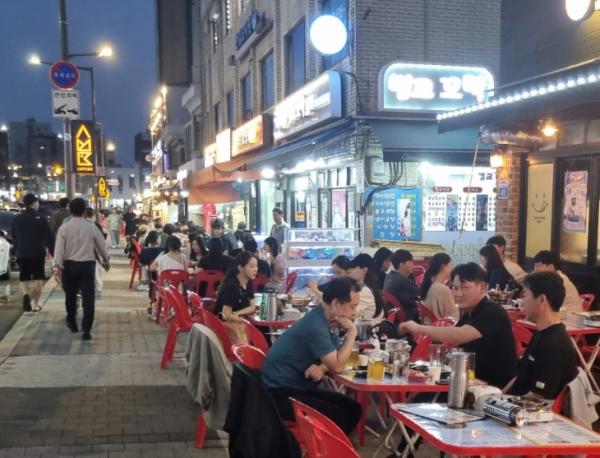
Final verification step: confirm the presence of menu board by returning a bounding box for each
[421,166,496,232]
[369,187,422,241]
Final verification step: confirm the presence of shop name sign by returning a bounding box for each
[379,63,494,113]
[204,129,232,167]
[232,114,272,157]
[70,120,95,175]
[273,71,342,142]
[236,10,261,49]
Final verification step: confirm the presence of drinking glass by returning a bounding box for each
[429,342,445,366]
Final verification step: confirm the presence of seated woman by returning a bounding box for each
[199,237,235,274]
[189,235,207,269]
[307,255,350,300]
[346,253,385,324]
[214,252,258,343]
[263,236,285,292]
[261,277,363,435]
[150,235,187,274]
[420,252,458,324]
[480,245,521,295]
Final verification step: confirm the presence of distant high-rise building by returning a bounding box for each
[134,130,152,163]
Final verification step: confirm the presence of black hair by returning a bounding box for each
[223,251,257,283]
[190,236,207,258]
[163,223,175,235]
[347,254,384,318]
[390,249,413,269]
[23,193,38,207]
[420,252,452,299]
[243,237,258,253]
[331,255,350,270]
[272,207,283,215]
[486,235,507,248]
[523,271,565,312]
[533,250,561,271]
[85,207,94,218]
[479,245,514,285]
[145,230,160,246]
[211,218,224,229]
[58,197,70,208]
[165,235,181,252]
[451,262,487,284]
[68,198,86,216]
[264,236,280,258]
[373,247,393,271]
[207,237,225,256]
[319,277,361,304]
[229,248,243,258]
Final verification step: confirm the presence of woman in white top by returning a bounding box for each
[263,236,285,292]
[346,253,384,324]
[420,253,458,324]
[150,235,188,274]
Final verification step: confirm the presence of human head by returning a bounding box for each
[373,247,393,273]
[112,207,118,214]
[521,271,565,321]
[85,207,95,219]
[208,237,225,255]
[233,251,258,281]
[242,237,259,254]
[331,255,350,277]
[58,197,70,208]
[450,263,488,311]
[145,230,160,246]
[211,218,224,237]
[487,235,507,257]
[165,235,182,252]
[272,207,283,225]
[138,224,148,235]
[319,277,362,323]
[68,198,86,217]
[479,244,504,271]
[163,223,175,236]
[391,250,414,276]
[346,253,375,284]
[533,250,561,273]
[263,236,280,257]
[191,236,203,254]
[23,193,39,210]
[420,252,453,299]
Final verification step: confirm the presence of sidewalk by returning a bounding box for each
[0,249,228,458]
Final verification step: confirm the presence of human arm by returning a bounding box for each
[399,320,481,345]
[92,225,110,269]
[319,317,358,374]
[52,227,66,281]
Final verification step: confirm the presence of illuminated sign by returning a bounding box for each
[204,143,217,167]
[232,114,272,157]
[273,71,342,142]
[215,129,232,164]
[236,10,261,49]
[150,140,163,164]
[379,63,494,113]
[70,120,95,175]
[97,176,107,197]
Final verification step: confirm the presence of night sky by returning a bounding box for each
[0,0,157,166]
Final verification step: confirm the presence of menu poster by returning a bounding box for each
[563,170,588,233]
[369,187,422,241]
[446,195,459,231]
[476,195,489,231]
[331,189,347,228]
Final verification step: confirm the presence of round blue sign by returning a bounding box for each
[49,61,80,89]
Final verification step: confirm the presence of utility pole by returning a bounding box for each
[59,0,75,198]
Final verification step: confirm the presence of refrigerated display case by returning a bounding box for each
[283,228,360,291]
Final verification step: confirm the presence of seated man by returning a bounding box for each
[261,277,362,435]
[509,271,578,399]
[383,249,420,321]
[400,263,517,388]
[487,235,527,284]
[533,250,582,313]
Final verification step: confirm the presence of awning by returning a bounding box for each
[188,153,261,204]
[368,119,492,165]
[438,59,600,133]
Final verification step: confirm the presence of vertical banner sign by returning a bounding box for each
[97,176,107,197]
[71,120,95,175]
[563,170,588,233]
[367,187,422,241]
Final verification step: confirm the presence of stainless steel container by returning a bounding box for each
[265,291,279,321]
[448,351,470,408]
[355,319,372,341]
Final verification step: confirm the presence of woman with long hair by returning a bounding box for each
[420,252,458,323]
[150,235,187,274]
[346,253,384,323]
[263,236,285,292]
[479,245,520,293]
[215,251,258,324]
[189,235,207,267]
[373,247,393,289]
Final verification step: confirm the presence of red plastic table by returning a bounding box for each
[390,403,600,456]
[517,316,600,391]
[249,315,296,328]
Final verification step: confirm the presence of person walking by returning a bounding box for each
[53,198,110,341]
[11,193,54,312]
[106,208,122,248]
[270,208,289,246]
[122,206,137,240]
[50,197,70,236]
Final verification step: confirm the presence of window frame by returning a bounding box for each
[285,19,306,95]
[260,50,275,110]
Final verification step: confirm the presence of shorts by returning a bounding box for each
[17,257,46,282]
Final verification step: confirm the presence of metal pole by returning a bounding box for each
[59,0,75,197]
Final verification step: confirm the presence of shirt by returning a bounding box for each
[423,283,458,324]
[456,297,517,388]
[262,306,338,391]
[504,260,527,284]
[11,207,54,259]
[383,270,420,320]
[54,217,109,268]
[511,323,578,399]
[123,212,137,235]
[154,252,187,273]
[199,254,235,274]
[49,208,70,235]
[214,277,254,315]
[106,213,122,231]
[558,271,582,313]
[270,221,289,246]
[356,286,383,323]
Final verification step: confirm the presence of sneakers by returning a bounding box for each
[66,319,79,333]
[82,332,92,341]
[137,283,149,291]
[23,295,32,312]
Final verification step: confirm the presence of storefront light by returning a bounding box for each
[490,152,505,168]
[180,189,189,198]
[542,120,558,137]
[565,0,595,21]
[309,15,347,55]
[261,168,275,179]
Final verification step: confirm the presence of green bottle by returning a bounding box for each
[259,293,267,320]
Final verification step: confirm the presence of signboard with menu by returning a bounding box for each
[232,114,272,157]
[368,187,422,241]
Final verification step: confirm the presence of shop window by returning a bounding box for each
[320,0,349,69]
[241,72,252,121]
[261,51,275,110]
[338,167,348,187]
[213,102,221,134]
[558,122,585,146]
[587,119,600,143]
[128,175,135,189]
[525,163,554,258]
[226,91,234,127]
[285,20,306,94]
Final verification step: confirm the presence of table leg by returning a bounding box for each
[357,391,368,446]
[398,421,420,458]
[368,393,389,430]
[571,336,600,392]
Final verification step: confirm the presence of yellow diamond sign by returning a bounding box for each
[71,120,95,175]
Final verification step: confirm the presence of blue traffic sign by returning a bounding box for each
[49,61,80,89]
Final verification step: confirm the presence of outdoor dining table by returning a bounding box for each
[517,315,600,391]
[249,315,296,328]
[390,402,600,457]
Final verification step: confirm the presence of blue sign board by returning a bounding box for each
[236,10,261,50]
[49,61,80,89]
[368,187,422,241]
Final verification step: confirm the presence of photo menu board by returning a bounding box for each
[368,187,422,241]
[421,166,496,232]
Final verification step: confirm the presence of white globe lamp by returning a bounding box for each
[309,15,348,55]
[565,0,594,21]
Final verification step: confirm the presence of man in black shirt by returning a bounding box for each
[383,250,420,320]
[509,271,578,399]
[400,263,517,388]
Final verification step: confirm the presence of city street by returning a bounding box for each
[0,276,22,342]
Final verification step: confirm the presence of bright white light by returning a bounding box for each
[565,0,594,21]
[180,189,189,198]
[236,178,242,183]
[261,168,275,179]
[521,91,530,99]
[309,15,348,55]
[97,45,114,58]
[296,190,306,201]
[498,98,506,105]
[28,54,41,65]
[567,79,576,87]
[0,124,7,132]
[37,163,42,168]
[588,74,597,83]
[557,81,566,90]
[106,141,116,152]
[547,84,556,93]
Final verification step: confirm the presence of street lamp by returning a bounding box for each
[309,15,348,55]
[106,141,116,152]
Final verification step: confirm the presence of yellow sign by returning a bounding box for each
[105,189,111,201]
[232,114,272,157]
[97,176,107,197]
[71,120,95,175]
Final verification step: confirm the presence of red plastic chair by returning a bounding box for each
[410,334,432,362]
[254,273,269,293]
[580,293,595,312]
[506,309,526,322]
[285,271,298,293]
[552,386,568,414]
[155,269,190,324]
[160,285,193,369]
[195,308,236,361]
[512,322,533,357]
[240,318,270,353]
[232,344,266,369]
[412,265,426,287]
[193,269,225,299]
[383,291,406,324]
[418,302,438,324]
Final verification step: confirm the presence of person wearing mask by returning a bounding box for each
[508,271,578,399]
[262,277,362,435]
[53,198,110,341]
[159,223,176,248]
[383,250,420,321]
[532,250,582,313]
[211,218,237,253]
[373,247,393,289]
[243,238,271,277]
[106,208,123,248]
[50,197,70,236]
[11,193,54,312]
[263,236,285,292]
[150,235,187,274]
[199,237,235,274]
[480,245,520,294]
[487,235,527,284]
[346,253,385,323]
[420,253,458,323]
[123,206,137,240]
[400,263,517,388]
[270,207,289,246]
